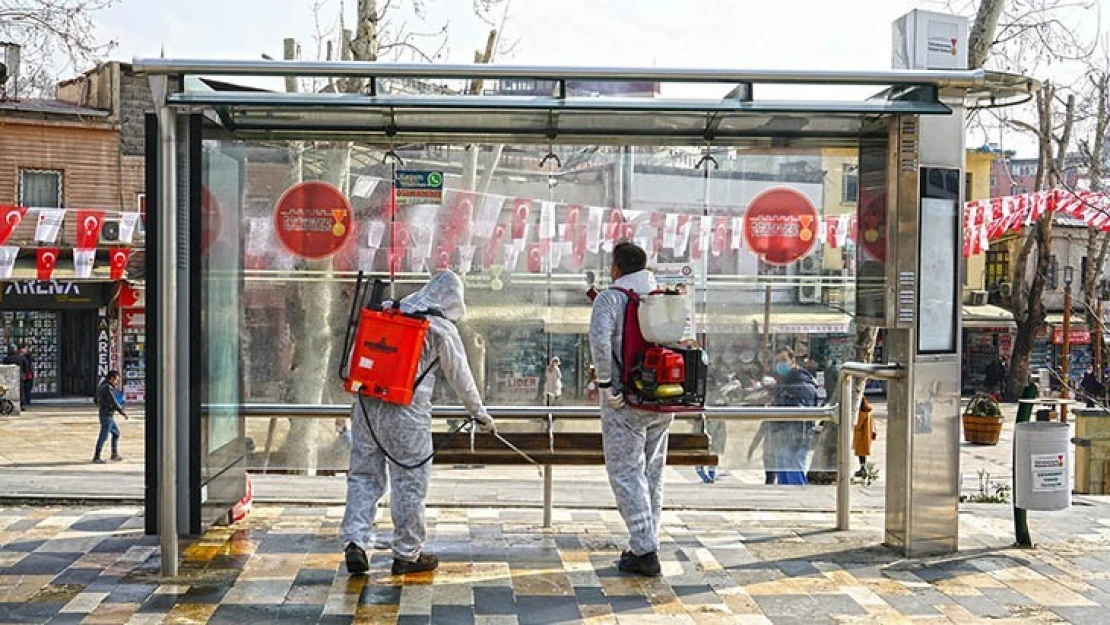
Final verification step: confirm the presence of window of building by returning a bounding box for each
[841,164,858,204]
[985,249,1009,289]
[18,169,63,207]
[1047,255,1058,290]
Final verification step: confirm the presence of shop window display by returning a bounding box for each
[0,311,59,396]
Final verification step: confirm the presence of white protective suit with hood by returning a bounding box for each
[588,269,674,557]
[339,270,492,562]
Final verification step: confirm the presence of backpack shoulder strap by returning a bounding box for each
[608,286,639,303]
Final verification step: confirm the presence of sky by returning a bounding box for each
[91,0,1110,157]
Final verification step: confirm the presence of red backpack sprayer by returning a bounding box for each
[339,272,541,471]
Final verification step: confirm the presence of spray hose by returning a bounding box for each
[355,394,542,472]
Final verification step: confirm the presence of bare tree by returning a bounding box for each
[1003,81,1077,399]
[274,0,509,472]
[1080,71,1109,367]
[0,0,118,97]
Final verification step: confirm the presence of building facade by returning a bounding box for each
[0,58,149,400]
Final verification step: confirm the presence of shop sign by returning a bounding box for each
[394,170,444,206]
[4,281,80,296]
[1051,327,1090,345]
[273,181,353,259]
[742,187,819,266]
[97,316,110,380]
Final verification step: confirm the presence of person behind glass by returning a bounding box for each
[983,356,1006,399]
[853,395,876,477]
[1080,363,1104,408]
[20,347,34,406]
[768,347,818,485]
[93,371,128,464]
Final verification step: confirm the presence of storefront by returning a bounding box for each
[961,304,1016,395]
[0,280,112,398]
[1052,324,1092,387]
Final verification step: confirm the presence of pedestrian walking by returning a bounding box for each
[93,371,128,463]
[1080,363,1104,408]
[853,395,876,477]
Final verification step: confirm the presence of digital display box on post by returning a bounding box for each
[917,167,961,354]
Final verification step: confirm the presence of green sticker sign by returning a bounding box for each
[394,170,444,206]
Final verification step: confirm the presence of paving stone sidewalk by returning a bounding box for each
[1,500,1110,624]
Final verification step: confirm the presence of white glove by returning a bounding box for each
[605,388,626,410]
[473,412,496,434]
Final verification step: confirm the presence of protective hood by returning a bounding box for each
[400,270,467,321]
[612,269,657,296]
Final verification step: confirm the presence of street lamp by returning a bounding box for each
[1062,265,1074,423]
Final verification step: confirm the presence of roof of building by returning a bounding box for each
[0,98,111,118]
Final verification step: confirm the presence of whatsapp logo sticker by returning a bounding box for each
[427,172,443,187]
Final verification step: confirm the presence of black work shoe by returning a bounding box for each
[91,458,106,464]
[618,549,662,577]
[344,542,369,575]
[111,455,124,462]
[391,553,439,575]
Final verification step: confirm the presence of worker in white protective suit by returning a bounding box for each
[339,270,495,576]
[588,241,670,577]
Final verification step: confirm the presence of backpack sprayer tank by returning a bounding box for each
[340,274,430,406]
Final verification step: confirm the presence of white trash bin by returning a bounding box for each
[1014,421,1071,511]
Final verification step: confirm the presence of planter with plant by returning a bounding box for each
[962,393,1004,445]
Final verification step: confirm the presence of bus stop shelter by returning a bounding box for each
[133,57,1036,575]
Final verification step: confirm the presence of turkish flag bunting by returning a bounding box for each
[37,247,59,281]
[110,248,132,280]
[75,210,105,249]
[0,206,28,245]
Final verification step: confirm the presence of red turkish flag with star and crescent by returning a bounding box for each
[75,210,105,249]
[0,206,28,245]
[37,247,59,281]
[110,248,132,281]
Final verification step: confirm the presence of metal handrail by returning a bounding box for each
[219,403,837,422]
[836,362,905,531]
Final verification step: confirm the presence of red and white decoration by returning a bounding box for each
[36,247,59,281]
[34,209,66,244]
[110,248,132,281]
[0,246,17,279]
[963,190,1110,257]
[75,210,105,249]
[73,249,97,279]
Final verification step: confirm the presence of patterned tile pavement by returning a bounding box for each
[1,503,1110,624]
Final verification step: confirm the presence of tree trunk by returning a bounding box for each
[968,0,1005,69]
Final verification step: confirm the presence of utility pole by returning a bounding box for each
[1062,266,1073,423]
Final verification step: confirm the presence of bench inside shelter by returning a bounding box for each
[431,431,717,466]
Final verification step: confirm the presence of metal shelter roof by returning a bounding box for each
[133,59,1039,145]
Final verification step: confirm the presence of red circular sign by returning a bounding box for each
[742,187,819,266]
[273,181,353,259]
[858,187,887,262]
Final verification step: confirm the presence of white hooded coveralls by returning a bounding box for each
[339,271,490,562]
[588,269,674,556]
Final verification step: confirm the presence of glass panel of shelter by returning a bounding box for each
[221,136,861,473]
